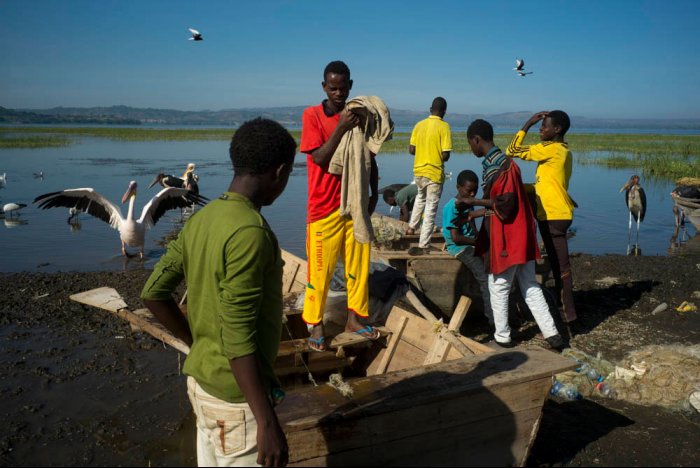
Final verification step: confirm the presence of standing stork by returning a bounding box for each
[620,175,646,255]
[34,181,207,258]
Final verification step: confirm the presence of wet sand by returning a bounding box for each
[1,253,699,466]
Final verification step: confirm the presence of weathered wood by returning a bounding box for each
[282,260,301,294]
[449,295,472,331]
[375,316,408,375]
[279,347,576,466]
[280,250,307,293]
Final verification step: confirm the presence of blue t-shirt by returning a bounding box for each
[442,197,476,256]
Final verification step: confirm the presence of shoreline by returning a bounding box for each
[1,252,699,466]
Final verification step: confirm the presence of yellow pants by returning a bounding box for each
[303,209,370,325]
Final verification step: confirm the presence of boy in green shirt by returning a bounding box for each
[382,183,418,222]
[141,118,296,467]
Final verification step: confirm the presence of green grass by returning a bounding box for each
[0,134,72,148]
[1,126,698,179]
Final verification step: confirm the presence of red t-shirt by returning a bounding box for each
[300,103,342,223]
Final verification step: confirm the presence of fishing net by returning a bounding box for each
[372,217,404,246]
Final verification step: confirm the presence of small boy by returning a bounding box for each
[506,111,578,330]
[463,119,565,350]
[141,118,295,467]
[406,97,452,255]
[382,183,418,222]
[442,170,494,327]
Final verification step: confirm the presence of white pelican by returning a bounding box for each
[188,28,203,41]
[2,203,27,217]
[0,173,6,184]
[620,175,646,255]
[34,181,207,258]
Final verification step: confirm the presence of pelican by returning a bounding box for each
[620,175,646,255]
[188,28,203,41]
[34,181,207,258]
[513,58,533,77]
[2,203,27,217]
[0,173,6,184]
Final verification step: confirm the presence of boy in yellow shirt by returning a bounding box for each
[507,110,579,331]
[406,97,452,255]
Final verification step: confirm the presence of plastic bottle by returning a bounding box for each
[578,362,604,382]
[596,381,617,398]
[550,380,582,401]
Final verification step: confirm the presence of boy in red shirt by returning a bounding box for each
[300,61,380,351]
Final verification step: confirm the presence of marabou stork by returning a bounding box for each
[620,175,646,255]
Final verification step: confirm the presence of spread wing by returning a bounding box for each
[188,28,200,35]
[34,188,123,229]
[138,187,208,228]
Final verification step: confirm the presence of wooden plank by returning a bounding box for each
[328,327,390,348]
[423,295,474,365]
[70,287,128,313]
[114,308,190,355]
[374,316,408,375]
[281,250,307,293]
[448,295,472,331]
[282,260,301,294]
[372,250,452,260]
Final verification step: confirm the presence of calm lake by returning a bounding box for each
[0,137,697,273]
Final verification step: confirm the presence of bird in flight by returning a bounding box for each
[514,58,533,77]
[188,28,203,41]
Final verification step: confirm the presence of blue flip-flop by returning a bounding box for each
[308,336,326,352]
[352,325,381,340]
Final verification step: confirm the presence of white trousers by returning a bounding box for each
[489,261,559,344]
[408,176,443,248]
[187,377,260,467]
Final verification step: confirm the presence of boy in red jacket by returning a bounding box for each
[462,119,564,350]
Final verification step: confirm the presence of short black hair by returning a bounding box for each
[382,189,396,203]
[467,119,494,142]
[431,97,447,113]
[548,110,570,135]
[229,118,297,175]
[323,61,351,81]
[457,170,479,186]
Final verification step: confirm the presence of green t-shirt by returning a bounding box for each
[141,192,283,403]
[395,183,418,211]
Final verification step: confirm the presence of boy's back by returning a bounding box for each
[411,116,452,183]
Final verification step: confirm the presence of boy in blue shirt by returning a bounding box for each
[442,170,493,328]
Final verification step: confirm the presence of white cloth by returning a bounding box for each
[328,96,394,244]
[187,377,260,467]
[408,176,443,248]
[488,261,559,343]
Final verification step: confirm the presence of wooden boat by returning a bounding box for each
[673,195,700,231]
[70,248,575,467]
[371,214,551,318]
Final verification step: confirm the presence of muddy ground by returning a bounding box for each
[0,252,699,467]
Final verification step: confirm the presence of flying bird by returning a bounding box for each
[2,202,27,217]
[513,58,533,77]
[188,28,203,41]
[620,175,646,255]
[34,181,207,259]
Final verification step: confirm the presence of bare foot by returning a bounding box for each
[405,228,415,235]
[345,313,380,340]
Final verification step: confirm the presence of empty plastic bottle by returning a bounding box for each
[596,381,617,398]
[550,380,582,401]
[578,362,604,382]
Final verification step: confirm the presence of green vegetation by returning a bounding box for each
[0,134,72,148]
[1,126,698,179]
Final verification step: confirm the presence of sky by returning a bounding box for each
[2,0,699,119]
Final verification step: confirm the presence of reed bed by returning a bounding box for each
[1,126,698,179]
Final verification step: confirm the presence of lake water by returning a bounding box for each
[0,137,697,273]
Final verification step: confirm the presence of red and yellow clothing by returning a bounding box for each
[506,130,575,221]
[300,101,371,323]
[300,104,343,223]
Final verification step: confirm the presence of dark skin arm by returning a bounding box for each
[461,196,494,209]
[521,111,549,132]
[449,227,476,246]
[143,298,193,346]
[310,108,359,166]
[399,204,410,222]
[230,355,288,467]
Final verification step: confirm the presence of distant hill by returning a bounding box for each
[0,106,140,125]
[3,105,700,130]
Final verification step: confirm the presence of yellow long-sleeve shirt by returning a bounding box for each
[506,130,575,221]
